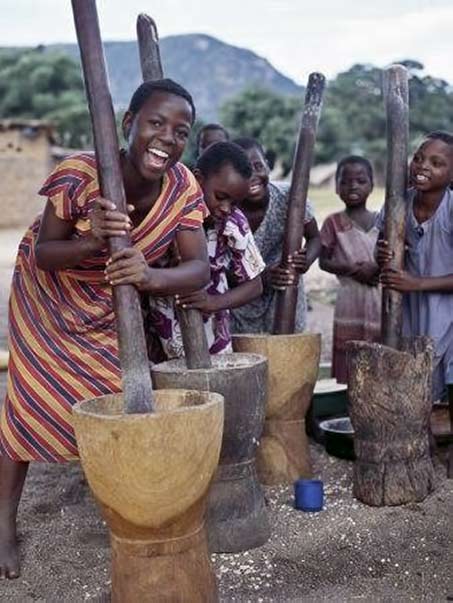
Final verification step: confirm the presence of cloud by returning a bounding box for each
[265,6,453,84]
[1,1,452,87]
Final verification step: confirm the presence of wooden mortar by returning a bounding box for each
[73,389,224,602]
[233,333,321,485]
[152,353,270,553]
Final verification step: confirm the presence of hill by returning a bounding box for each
[47,34,302,120]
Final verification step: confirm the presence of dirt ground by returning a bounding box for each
[0,230,452,602]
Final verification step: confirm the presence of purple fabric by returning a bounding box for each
[150,207,265,357]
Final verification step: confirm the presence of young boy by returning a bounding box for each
[196,123,229,157]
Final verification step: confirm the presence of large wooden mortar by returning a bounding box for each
[72,390,224,602]
[347,339,435,506]
[232,333,321,485]
[152,354,269,553]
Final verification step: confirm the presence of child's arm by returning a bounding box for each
[319,214,351,276]
[175,275,263,313]
[268,218,321,289]
[378,233,453,292]
[319,246,355,276]
[381,270,453,293]
[320,247,379,285]
[35,198,132,270]
[294,198,321,272]
[296,218,321,273]
[105,227,210,294]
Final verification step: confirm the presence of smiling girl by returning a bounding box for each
[148,141,265,357]
[230,137,321,334]
[0,79,210,579]
[377,131,453,476]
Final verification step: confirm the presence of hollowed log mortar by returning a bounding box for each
[347,339,435,506]
[73,389,224,602]
[152,353,270,553]
[233,333,321,485]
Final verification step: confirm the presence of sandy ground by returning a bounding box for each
[0,229,452,602]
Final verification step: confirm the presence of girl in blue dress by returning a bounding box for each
[377,131,453,474]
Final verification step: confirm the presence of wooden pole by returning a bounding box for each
[71,0,154,413]
[136,14,163,81]
[175,307,213,368]
[136,13,212,370]
[272,73,326,335]
[381,64,409,349]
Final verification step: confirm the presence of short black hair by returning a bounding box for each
[196,123,229,148]
[128,78,196,122]
[425,130,453,149]
[233,136,266,158]
[335,155,374,185]
[196,141,252,179]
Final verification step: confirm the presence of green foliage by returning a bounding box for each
[221,61,453,178]
[3,46,453,173]
[0,47,92,148]
[221,88,300,175]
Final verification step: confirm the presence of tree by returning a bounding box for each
[221,88,302,176]
[318,63,387,175]
[0,47,92,148]
[220,60,453,181]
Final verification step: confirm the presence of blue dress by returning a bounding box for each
[377,188,453,401]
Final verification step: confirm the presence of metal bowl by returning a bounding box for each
[319,416,355,460]
[317,362,332,380]
[307,379,348,442]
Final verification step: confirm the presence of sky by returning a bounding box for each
[2,0,453,85]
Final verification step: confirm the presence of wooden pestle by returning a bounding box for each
[272,73,326,335]
[137,14,164,82]
[136,13,212,369]
[381,64,409,349]
[71,0,154,413]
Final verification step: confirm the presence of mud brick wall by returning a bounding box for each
[0,126,54,228]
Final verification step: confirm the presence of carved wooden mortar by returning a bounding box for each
[73,390,223,602]
[152,354,269,553]
[233,333,321,485]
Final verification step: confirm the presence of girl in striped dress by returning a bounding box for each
[0,79,210,579]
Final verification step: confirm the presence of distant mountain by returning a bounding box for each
[47,34,302,120]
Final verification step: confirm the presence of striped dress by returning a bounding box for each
[0,153,207,462]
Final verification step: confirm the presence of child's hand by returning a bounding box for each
[288,249,309,274]
[175,290,217,314]
[89,198,134,241]
[376,239,394,268]
[269,264,297,290]
[105,248,151,289]
[380,268,421,292]
[352,261,379,286]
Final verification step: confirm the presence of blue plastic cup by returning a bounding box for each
[294,479,324,512]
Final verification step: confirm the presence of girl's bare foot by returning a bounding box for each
[0,517,19,579]
[0,456,29,579]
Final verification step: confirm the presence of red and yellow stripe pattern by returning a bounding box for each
[0,153,207,462]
